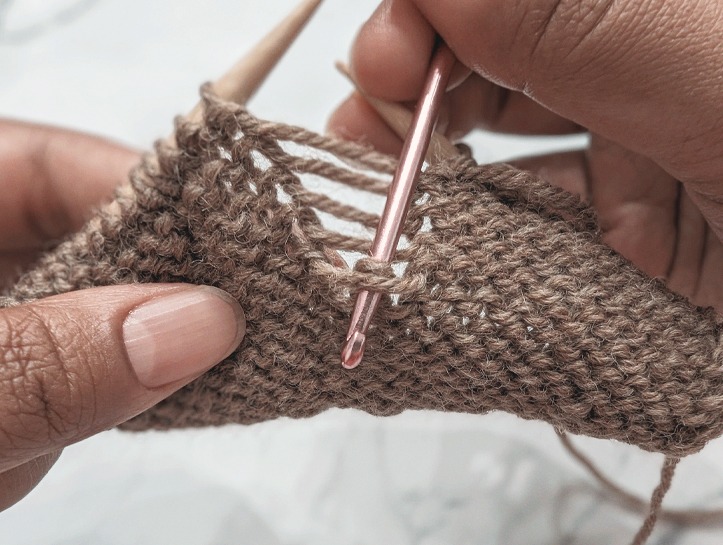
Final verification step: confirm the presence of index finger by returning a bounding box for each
[350,0,437,102]
[0,120,139,250]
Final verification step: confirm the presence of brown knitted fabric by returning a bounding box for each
[2,89,721,458]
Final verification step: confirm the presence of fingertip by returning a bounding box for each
[447,63,473,92]
[349,0,436,102]
[122,284,245,389]
[327,93,403,156]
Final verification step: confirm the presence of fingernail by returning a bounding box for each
[123,286,245,388]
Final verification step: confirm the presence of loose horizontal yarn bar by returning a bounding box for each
[2,89,721,458]
[4,88,722,544]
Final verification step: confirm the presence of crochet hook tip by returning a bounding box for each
[339,41,456,370]
[341,330,366,369]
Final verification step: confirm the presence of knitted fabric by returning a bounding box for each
[2,90,721,458]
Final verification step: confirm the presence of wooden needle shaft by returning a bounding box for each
[186,0,323,122]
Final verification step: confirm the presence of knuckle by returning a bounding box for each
[516,0,620,87]
[526,0,568,54]
[0,308,96,459]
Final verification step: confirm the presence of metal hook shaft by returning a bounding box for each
[341,41,456,369]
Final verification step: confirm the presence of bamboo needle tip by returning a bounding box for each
[186,0,325,123]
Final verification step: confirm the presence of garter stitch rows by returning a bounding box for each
[2,89,722,459]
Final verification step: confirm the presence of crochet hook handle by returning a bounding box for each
[341,41,456,369]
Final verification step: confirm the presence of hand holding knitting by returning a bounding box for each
[0,121,245,511]
[329,0,723,313]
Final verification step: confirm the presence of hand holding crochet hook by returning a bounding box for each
[329,0,723,319]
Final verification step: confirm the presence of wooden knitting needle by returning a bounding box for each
[112,0,322,219]
[186,0,323,122]
[335,61,461,163]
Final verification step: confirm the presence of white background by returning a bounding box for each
[1,1,722,544]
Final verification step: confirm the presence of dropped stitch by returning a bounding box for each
[2,88,722,544]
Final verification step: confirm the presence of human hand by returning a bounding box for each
[0,121,245,511]
[328,0,723,312]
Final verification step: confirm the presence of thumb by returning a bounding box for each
[0,284,245,471]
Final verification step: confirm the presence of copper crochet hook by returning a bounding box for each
[341,41,456,369]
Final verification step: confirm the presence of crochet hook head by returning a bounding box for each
[341,330,366,369]
[341,41,456,369]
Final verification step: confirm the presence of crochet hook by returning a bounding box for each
[341,41,456,369]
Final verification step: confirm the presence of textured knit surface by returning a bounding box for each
[2,90,721,457]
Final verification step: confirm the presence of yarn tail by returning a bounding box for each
[629,456,679,545]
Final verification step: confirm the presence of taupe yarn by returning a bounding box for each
[2,89,722,460]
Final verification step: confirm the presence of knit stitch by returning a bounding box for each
[2,88,721,459]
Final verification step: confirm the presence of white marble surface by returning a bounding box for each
[1,1,722,544]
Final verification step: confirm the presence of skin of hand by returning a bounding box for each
[328,0,723,313]
[0,120,246,511]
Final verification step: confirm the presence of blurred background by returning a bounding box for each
[1,1,722,544]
